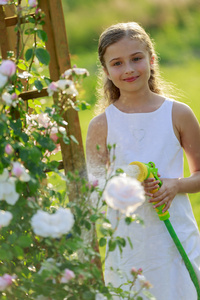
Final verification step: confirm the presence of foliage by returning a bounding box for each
[63,0,200,64]
[0,1,154,299]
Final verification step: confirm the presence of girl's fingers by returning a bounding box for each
[142,179,160,191]
[145,192,153,197]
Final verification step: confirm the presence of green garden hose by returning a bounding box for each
[129,161,200,299]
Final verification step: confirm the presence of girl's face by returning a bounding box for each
[103,36,154,95]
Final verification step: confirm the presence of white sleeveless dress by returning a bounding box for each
[104,98,200,299]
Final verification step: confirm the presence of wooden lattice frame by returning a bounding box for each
[0,0,87,192]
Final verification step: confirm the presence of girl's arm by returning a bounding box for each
[174,102,200,193]
[148,101,200,211]
[86,112,108,180]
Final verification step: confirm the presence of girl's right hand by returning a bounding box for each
[142,178,161,197]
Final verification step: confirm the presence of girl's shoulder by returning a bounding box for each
[88,112,107,128]
[171,99,199,146]
[172,99,196,119]
[87,112,107,138]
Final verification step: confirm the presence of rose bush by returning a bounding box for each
[0,1,154,299]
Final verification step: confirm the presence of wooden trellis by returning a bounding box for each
[0,0,87,190]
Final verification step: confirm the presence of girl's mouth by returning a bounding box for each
[123,76,139,82]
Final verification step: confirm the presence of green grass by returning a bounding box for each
[160,60,200,227]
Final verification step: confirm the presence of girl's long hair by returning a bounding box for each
[95,22,175,114]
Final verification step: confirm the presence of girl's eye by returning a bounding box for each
[113,61,121,66]
[133,57,141,61]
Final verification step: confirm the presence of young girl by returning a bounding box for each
[86,22,200,299]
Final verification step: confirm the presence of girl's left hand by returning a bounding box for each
[148,178,179,212]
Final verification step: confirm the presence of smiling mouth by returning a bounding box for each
[123,76,139,82]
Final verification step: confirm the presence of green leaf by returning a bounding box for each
[13,245,24,259]
[36,29,48,42]
[44,76,52,85]
[63,136,70,144]
[116,237,126,247]
[28,16,36,24]
[90,214,99,222]
[37,135,56,152]
[24,28,35,35]
[0,249,9,260]
[25,48,34,61]
[8,232,17,244]
[84,220,91,230]
[108,239,116,252]
[34,79,43,92]
[99,237,107,247]
[17,60,27,71]
[125,216,133,225]
[142,290,156,300]
[17,235,32,248]
[82,291,93,300]
[127,236,133,249]
[35,48,50,65]
[19,132,29,142]
[70,135,79,144]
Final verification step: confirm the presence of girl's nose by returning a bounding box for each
[124,63,134,74]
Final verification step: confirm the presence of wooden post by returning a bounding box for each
[39,0,87,186]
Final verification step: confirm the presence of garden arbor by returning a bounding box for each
[0,0,87,197]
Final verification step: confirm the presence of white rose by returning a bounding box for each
[31,208,74,238]
[64,67,89,78]
[56,79,78,96]
[103,175,145,215]
[138,274,147,287]
[0,169,9,182]
[0,73,8,88]
[56,79,73,91]
[0,175,19,205]
[73,67,89,76]
[0,210,13,227]
[2,92,12,106]
[95,293,107,300]
[12,162,31,182]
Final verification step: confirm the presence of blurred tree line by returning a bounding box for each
[62,0,200,65]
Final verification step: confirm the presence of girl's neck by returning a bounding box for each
[114,90,164,113]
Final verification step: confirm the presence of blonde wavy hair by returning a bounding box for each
[95,22,174,114]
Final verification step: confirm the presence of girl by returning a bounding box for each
[86,22,200,299]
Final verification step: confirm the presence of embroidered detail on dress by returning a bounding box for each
[132,129,145,141]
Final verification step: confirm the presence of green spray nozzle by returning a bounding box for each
[129,161,170,220]
[144,162,162,187]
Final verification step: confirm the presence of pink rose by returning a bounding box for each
[47,81,58,96]
[0,60,16,77]
[28,0,38,7]
[131,267,138,276]
[50,127,59,143]
[60,269,75,283]
[5,144,14,155]
[0,0,9,4]
[12,162,30,182]
[0,274,15,291]
[12,162,24,177]
[11,93,17,100]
